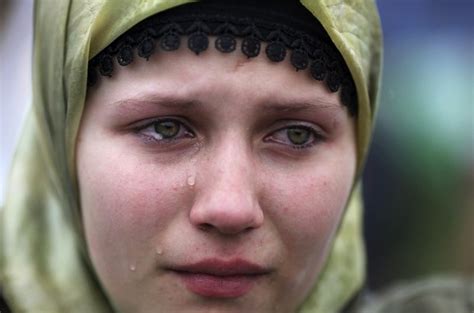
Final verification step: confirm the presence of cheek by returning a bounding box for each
[264,154,355,271]
[77,138,189,269]
[262,160,355,304]
[271,175,347,247]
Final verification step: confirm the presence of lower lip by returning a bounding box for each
[176,272,261,298]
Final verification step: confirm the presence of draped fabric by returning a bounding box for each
[0,1,382,312]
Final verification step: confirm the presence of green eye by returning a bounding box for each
[154,120,180,139]
[287,127,311,145]
[138,118,195,143]
[264,124,321,151]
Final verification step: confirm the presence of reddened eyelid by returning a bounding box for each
[133,118,196,140]
[137,118,196,142]
[271,119,325,132]
[271,123,326,139]
[262,122,327,151]
[132,116,188,129]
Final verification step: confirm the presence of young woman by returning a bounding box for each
[0,0,384,312]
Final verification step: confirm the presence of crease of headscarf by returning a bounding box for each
[0,0,382,312]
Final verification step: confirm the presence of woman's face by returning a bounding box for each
[77,41,357,313]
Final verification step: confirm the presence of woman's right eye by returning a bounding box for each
[137,118,195,143]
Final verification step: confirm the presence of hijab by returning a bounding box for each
[0,0,382,312]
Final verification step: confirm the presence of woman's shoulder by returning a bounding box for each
[355,275,474,313]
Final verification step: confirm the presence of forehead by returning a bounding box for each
[87,39,344,112]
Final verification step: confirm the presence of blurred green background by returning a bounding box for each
[363,0,473,288]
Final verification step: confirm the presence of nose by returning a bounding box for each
[189,141,264,235]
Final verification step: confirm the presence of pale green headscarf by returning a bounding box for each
[0,1,382,312]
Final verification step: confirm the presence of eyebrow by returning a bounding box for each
[110,96,202,110]
[260,100,343,113]
[109,94,343,114]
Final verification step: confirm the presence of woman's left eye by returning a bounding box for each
[265,125,323,150]
[137,119,194,142]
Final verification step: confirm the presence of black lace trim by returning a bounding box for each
[88,13,357,115]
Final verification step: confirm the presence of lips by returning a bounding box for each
[169,258,270,298]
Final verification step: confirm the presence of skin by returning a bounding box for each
[76,40,357,313]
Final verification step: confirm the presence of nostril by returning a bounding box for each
[197,223,213,232]
[243,226,255,234]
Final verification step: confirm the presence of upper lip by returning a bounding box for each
[170,258,270,276]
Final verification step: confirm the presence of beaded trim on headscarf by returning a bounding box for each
[87,9,357,115]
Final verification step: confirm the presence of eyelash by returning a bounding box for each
[135,118,324,150]
[264,124,324,150]
[135,118,195,144]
